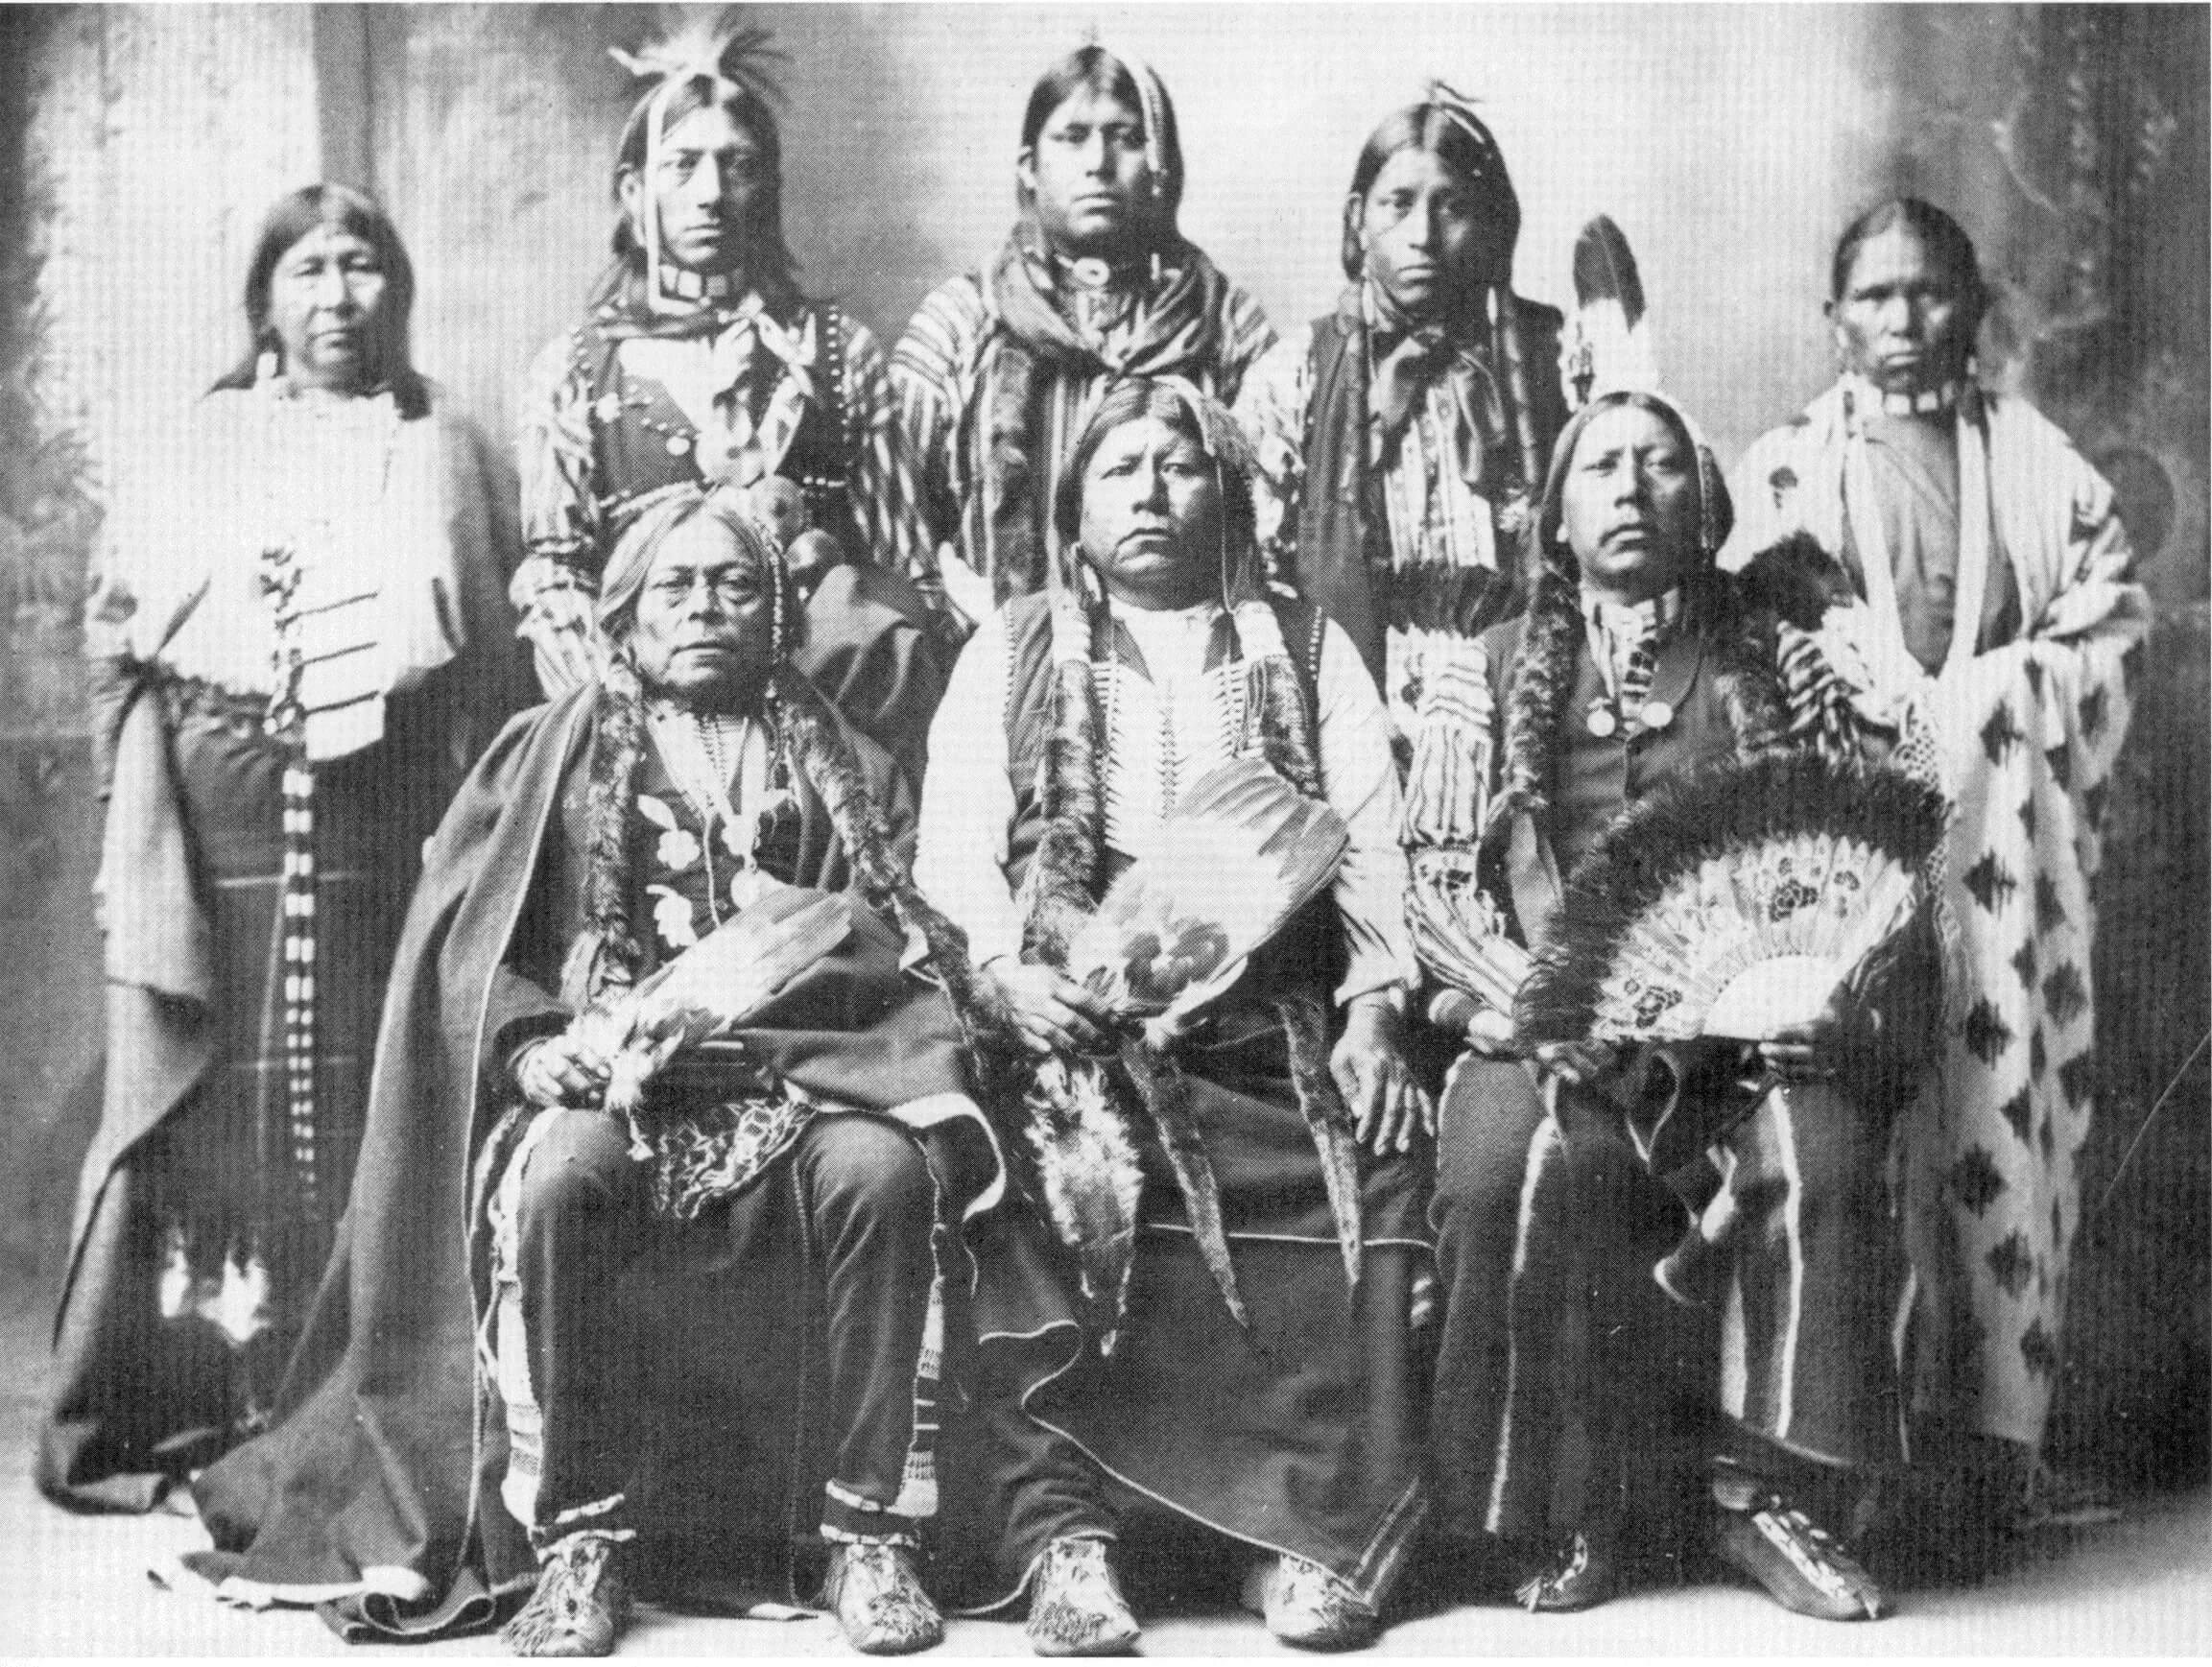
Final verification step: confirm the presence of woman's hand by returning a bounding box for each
[1333,993,1436,1156]
[517,1032,610,1108]
[1534,1039,1620,1087]
[987,958,1114,1057]
[518,587,605,696]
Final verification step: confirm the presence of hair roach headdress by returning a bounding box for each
[610,8,787,315]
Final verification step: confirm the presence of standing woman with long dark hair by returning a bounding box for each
[41,184,526,1512]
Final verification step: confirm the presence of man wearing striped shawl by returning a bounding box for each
[892,45,1277,612]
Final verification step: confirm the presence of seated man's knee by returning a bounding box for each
[801,1115,934,1226]
[513,1107,638,1232]
[1431,1060,1552,1252]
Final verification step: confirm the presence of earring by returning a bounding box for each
[256,348,280,386]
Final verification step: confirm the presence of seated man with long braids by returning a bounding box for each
[187,486,1000,1658]
[916,378,1434,1655]
[1410,390,1941,1622]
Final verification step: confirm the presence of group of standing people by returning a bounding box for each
[42,22,2146,1660]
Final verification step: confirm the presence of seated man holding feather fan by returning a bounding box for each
[186,484,1001,1658]
[1405,386,1947,1622]
[916,376,1435,1655]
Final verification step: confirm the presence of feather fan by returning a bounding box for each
[568,889,853,1156]
[1566,214,1659,406]
[1065,757,1348,1036]
[1058,756,1351,1323]
[1516,752,1947,1051]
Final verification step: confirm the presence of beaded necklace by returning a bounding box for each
[646,697,797,921]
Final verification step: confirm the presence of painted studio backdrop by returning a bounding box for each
[0,3,2204,1488]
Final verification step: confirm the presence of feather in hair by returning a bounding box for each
[1566,215,1659,405]
[608,7,786,101]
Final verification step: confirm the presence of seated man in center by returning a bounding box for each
[187,487,1000,1658]
[916,378,1434,1655]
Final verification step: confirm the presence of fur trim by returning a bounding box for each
[1734,531,1854,632]
[1276,990,1363,1289]
[1705,576,1792,760]
[1493,557,1585,832]
[1022,658,1107,966]
[561,663,650,1009]
[984,345,1052,604]
[1018,1058,1145,1347]
[1247,650,1324,799]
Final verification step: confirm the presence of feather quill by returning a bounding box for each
[1275,990,1364,1289]
[1118,1036,1248,1327]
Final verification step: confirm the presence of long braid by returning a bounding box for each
[1493,553,1583,832]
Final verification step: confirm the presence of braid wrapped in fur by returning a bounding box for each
[560,656,652,1009]
[1022,647,1109,964]
[984,347,1054,604]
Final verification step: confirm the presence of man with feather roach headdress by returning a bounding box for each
[182,483,1003,1656]
[892,43,1278,614]
[1403,383,1946,1621]
[914,377,1432,1654]
[514,12,947,787]
[1235,88,1569,730]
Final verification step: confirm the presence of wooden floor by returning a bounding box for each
[5,1298,2204,1657]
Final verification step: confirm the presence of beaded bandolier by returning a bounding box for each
[561,301,860,567]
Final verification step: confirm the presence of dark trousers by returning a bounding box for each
[489,1107,944,1552]
[1430,1052,1908,1553]
[1428,1057,1695,1549]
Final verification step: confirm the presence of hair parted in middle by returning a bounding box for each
[1018,43,1185,239]
[1342,87,1520,286]
[211,183,428,418]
